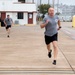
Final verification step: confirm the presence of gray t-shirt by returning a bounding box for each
[4,18,13,26]
[43,15,59,36]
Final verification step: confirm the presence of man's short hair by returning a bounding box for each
[7,15,10,16]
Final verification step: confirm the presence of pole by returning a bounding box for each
[48,0,49,4]
[32,0,34,3]
[53,0,55,8]
[57,0,59,13]
[40,0,41,5]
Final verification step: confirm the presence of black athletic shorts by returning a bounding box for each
[45,33,58,45]
[6,25,11,29]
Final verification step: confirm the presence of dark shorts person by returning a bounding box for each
[6,25,11,30]
[45,33,58,45]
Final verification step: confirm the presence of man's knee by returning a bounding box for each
[47,44,50,47]
[53,43,58,50]
[53,45,57,49]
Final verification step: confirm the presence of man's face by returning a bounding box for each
[7,15,10,18]
[48,8,54,16]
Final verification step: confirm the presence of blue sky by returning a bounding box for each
[34,0,75,5]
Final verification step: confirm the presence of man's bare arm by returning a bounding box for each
[58,20,61,30]
[4,20,7,27]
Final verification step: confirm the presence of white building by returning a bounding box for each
[0,0,37,25]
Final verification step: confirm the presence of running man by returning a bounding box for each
[40,7,61,65]
[4,15,13,38]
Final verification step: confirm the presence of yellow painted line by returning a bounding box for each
[0,22,1,27]
[14,24,20,26]
[25,24,36,26]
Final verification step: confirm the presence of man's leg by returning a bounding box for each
[46,44,52,58]
[8,28,11,35]
[6,28,11,37]
[47,44,51,52]
[52,41,58,65]
[45,35,52,58]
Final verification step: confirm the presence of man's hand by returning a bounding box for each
[12,23,14,27]
[40,20,50,28]
[5,24,7,27]
[58,20,61,30]
[45,20,49,25]
[58,26,62,30]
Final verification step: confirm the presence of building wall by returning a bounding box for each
[26,0,33,3]
[0,0,17,2]
[12,13,17,22]
[0,0,33,3]
[5,12,37,25]
[0,0,37,25]
[19,13,28,25]
[0,2,36,12]
[13,4,36,12]
[33,13,37,24]
[9,13,28,25]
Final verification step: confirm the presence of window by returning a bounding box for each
[17,12,24,19]
[18,0,25,3]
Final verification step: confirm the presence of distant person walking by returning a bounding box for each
[40,7,61,65]
[4,15,13,38]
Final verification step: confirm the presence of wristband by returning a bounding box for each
[59,26,62,28]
